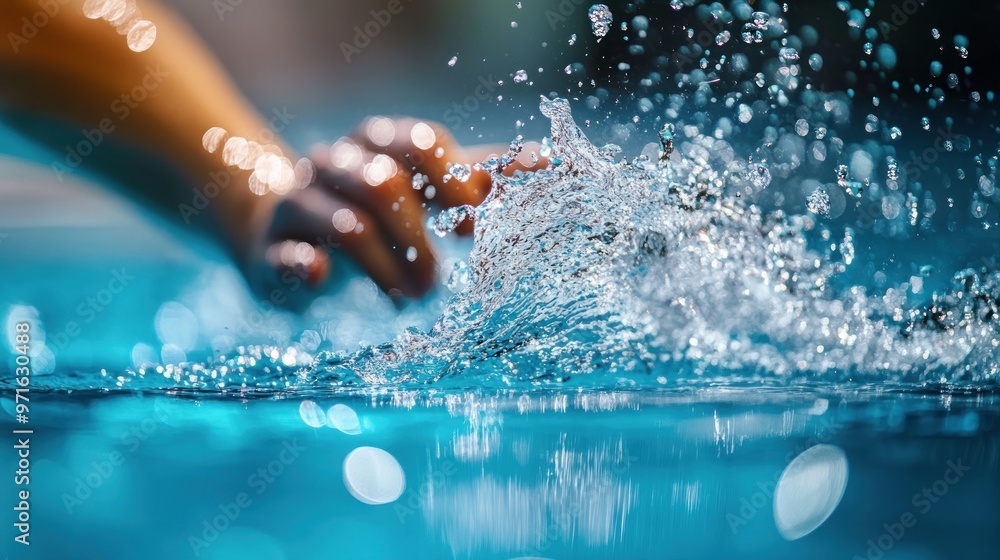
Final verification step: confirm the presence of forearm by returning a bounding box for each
[0,0,290,257]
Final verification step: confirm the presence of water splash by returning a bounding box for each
[309,97,1000,387]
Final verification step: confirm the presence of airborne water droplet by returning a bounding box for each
[657,123,675,164]
[448,163,472,182]
[807,189,831,217]
[430,205,474,237]
[588,4,613,39]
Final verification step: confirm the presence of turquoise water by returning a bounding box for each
[4,0,1000,558]
[2,387,997,558]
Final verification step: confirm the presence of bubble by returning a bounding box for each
[514,69,528,83]
[447,55,458,67]
[343,447,406,505]
[202,127,228,154]
[875,44,897,70]
[774,445,849,540]
[744,161,772,190]
[410,122,437,150]
[327,404,362,435]
[299,400,326,428]
[779,47,800,62]
[794,119,809,137]
[738,104,753,123]
[126,19,156,52]
[808,53,823,71]
[332,208,359,234]
[750,11,770,29]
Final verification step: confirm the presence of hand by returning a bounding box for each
[248,117,541,305]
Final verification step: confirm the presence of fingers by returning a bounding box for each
[257,117,549,302]
[312,140,433,264]
[352,117,493,209]
[266,187,434,298]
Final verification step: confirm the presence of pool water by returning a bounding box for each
[3,387,997,559]
[4,0,1000,558]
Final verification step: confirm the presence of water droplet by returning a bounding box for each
[745,161,772,190]
[751,11,770,29]
[588,4,613,39]
[807,189,831,217]
[657,123,675,164]
[448,162,472,182]
[808,54,823,71]
[779,47,800,62]
[430,205,474,237]
[447,55,458,67]
[887,157,899,181]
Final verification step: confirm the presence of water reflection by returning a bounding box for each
[423,444,636,558]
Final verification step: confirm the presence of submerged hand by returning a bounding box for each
[251,117,541,304]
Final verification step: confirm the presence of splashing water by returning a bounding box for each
[308,97,1000,387]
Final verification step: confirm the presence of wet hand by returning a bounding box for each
[253,117,541,303]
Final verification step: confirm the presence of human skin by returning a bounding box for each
[0,0,540,301]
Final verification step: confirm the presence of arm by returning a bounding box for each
[0,0,282,258]
[0,0,541,301]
